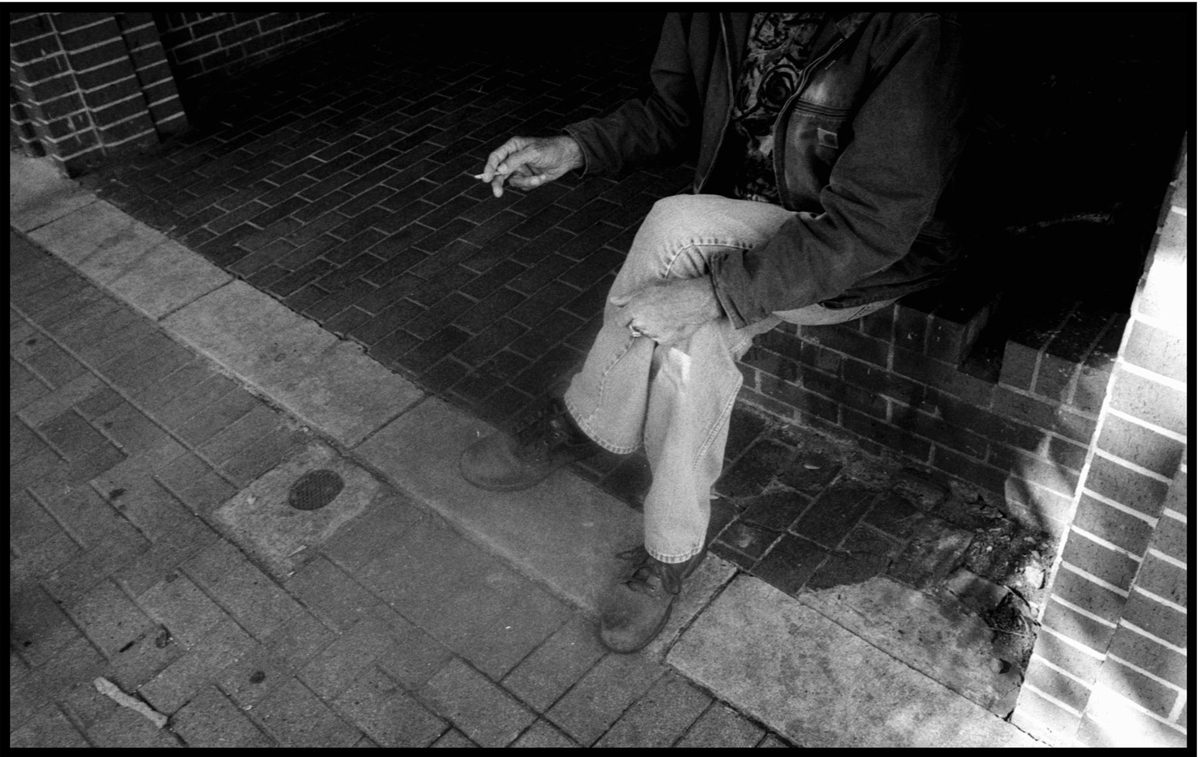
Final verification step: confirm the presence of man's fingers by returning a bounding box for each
[481,136,531,182]
[508,170,546,189]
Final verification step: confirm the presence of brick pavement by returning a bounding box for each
[75,17,1054,640]
[10,231,795,747]
[11,14,1063,745]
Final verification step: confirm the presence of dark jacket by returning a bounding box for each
[564,12,969,328]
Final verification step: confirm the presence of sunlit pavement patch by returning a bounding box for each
[215,441,381,578]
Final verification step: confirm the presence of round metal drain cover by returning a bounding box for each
[287,469,344,511]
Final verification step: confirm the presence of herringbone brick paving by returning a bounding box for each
[73,15,1047,645]
[11,233,795,747]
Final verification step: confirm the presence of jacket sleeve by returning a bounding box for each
[710,15,968,328]
[563,13,702,175]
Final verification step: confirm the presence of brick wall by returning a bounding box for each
[1007,145,1189,747]
[152,12,367,105]
[737,140,1188,746]
[9,12,188,176]
[739,267,1119,542]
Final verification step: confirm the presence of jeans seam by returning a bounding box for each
[662,239,754,279]
[691,372,742,474]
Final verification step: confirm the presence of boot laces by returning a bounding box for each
[512,403,564,459]
[616,546,683,596]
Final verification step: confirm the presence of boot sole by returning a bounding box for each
[458,447,596,493]
[598,552,705,654]
[599,599,676,654]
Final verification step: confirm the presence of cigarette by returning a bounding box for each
[471,173,487,180]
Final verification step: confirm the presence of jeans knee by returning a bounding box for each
[642,194,695,234]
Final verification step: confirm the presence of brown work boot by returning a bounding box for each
[598,546,706,653]
[459,398,596,492]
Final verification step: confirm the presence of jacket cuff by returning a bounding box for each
[562,124,594,176]
[709,255,755,330]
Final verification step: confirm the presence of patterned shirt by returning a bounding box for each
[731,12,827,204]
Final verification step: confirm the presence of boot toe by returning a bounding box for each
[459,434,548,492]
[598,584,674,653]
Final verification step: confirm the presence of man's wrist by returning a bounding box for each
[557,134,585,172]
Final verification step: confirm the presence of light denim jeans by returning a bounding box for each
[563,194,893,565]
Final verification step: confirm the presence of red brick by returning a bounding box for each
[841,357,926,406]
[893,302,929,352]
[800,323,890,367]
[1030,630,1103,686]
[755,327,806,363]
[98,117,156,146]
[1108,366,1186,436]
[1040,600,1113,656]
[1134,554,1186,608]
[58,19,123,51]
[1073,493,1154,557]
[1107,625,1187,689]
[1096,413,1185,478]
[893,345,994,405]
[1033,351,1077,402]
[759,376,839,425]
[1010,687,1081,747]
[1123,319,1186,383]
[1084,455,1170,519]
[992,447,1079,497]
[171,35,221,63]
[216,21,258,48]
[925,309,986,365]
[991,385,1059,427]
[10,12,56,40]
[1122,590,1186,648]
[53,12,114,32]
[859,303,895,340]
[29,90,86,121]
[62,38,127,73]
[1061,531,1139,593]
[1004,476,1074,532]
[843,408,930,461]
[1095,658,1181,720]
[1046,434,1088,473]
[1076,706,1187,748]
[744,346,797,383]
[798,339,845,375]
[13,54,72,85]
[22,73,76,104]
[1023,657,1091,713]
[11,35,67,64]
[1149,513,1186,564]
[1052,567,1125,623]
[898,405,989,459]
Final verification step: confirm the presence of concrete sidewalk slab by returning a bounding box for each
[27,199,166,271]
[214,441,384,579]
[107,238,232,320]
[9,153,95,232]
[353,396,643,612]
[668,575,1040,748]
[795,576,1022,715]
[352,396,738,629]
[163,280,423,447]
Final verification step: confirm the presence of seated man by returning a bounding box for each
[460,11,969,653]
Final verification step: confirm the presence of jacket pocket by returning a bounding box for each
[780,101,851,207]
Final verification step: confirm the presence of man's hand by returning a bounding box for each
[479,135,583,198]
[609,277,724,346]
